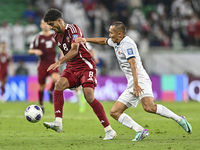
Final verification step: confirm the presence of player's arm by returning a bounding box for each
[75,37,107,45]
[47,43,79,71]
[90,49,99,64]
[28,49,43,56]
[59,48,64,59]
[128,58,144,97]
[9,58,15,76]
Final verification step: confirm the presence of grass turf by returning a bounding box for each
[0,101,199,150]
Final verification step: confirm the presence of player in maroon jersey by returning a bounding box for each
[0,42,14,102]
[42,8,116,140]
[28,19,61,112]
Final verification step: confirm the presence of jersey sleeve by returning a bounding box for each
[106,38,116,47]
[68,24,83,44]
[29,34,39,49]
[122,42,136,60]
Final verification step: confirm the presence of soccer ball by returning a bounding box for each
[25,105,43,123]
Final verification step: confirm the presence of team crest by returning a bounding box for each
[66,37,70,42]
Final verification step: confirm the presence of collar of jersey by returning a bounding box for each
[117,36,126,45]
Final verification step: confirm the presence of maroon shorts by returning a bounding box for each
[38,66,59,84]
[60,68,97,89]
[0,71,7,81]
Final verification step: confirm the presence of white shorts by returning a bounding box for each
[117,79,154,108]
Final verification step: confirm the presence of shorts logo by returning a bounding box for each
[72,34,78,40]
[87,71,93,81]
[127,48,134,55]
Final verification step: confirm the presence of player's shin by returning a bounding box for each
[90,99,110,128]
[118,113,144,132]
[156,104,182,122]
[53,90,64,126]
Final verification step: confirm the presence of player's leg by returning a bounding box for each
[141,97,192,134]
[110,89,149,141]
[38,83,45,113]
[0,76,7,102]
[82,84,116,140]
[75,86,86,113]
[44,69,76,132]
[38,68,47,113]
[49,72,60,103]
[43,77,70,132]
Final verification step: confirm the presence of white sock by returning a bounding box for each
[156,104,182,122]
[118,113,144,132]
[104,125,112,132]
[56,117,62,126]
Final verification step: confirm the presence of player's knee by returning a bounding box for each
[110,109,118,120]
[84,93,94,103]
[143,104,156,113]
[55,82,65,91]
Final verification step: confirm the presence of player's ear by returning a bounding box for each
[57,18,62,24]
[118,31,123,38]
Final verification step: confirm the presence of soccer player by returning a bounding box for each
[42,8,116,140]
[28,19,60,112]
[0,42,14,102]
[75,21,192,141]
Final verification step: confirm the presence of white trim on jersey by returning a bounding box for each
[35,35,39,47]
[78,27,82,37]
[68,24,77,34]
[79,52,93,69]
[81,43,90,53]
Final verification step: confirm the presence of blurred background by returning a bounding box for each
[0,0,200,102]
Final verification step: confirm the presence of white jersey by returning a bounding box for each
[106,36,150,88]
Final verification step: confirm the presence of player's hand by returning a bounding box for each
[75,37,86,44]
[47,61,61,72]
[34,49,43,56]
[133,84,144,97]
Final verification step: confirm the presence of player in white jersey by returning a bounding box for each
[75,21,192,141]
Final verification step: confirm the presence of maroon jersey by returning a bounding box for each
[0,52,10,73]
[29,31,57,68]
[54,24,96,71]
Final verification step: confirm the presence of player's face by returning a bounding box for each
[109,25,120,43]
[40,20,51,31]
[47,20,61,33]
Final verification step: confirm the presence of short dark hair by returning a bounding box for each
[43,8,63,22]
[111,21,126,35]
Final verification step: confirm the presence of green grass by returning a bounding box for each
[0,101,199,150]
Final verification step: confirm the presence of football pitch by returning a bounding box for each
[0,101,199,150]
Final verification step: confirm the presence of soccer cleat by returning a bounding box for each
[103,129,117,140]
[43,121,62,133]
[48,90,53,104]
[132,129,149,141]
[179,116,192,134]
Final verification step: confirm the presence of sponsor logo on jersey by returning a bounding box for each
[127,48,134,55]
[72,34,78,40]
